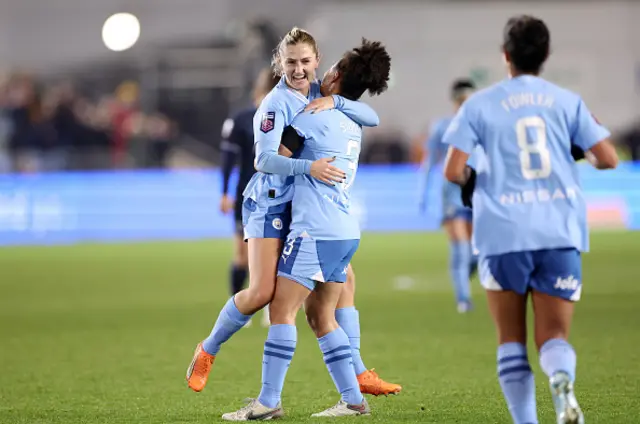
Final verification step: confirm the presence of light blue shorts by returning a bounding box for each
[479,248,582,302]
[242,198,291,241]
[277,237,360,291]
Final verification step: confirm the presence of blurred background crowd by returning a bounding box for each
[0,0,639,175]
[0,76,174,173]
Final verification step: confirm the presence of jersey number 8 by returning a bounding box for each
[516,116,552,180]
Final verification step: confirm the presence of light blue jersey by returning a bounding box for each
[243,77,321,208]
[443,75,610,257]
[243,77,379,208]
[425,117,452,165]
[241,77,378,240]
[421,117,471,221]
[289,109,363,240]
[277,108,365,289]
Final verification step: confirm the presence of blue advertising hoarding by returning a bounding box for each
[0,164,638,246]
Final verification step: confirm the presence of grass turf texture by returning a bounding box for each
[1,232,639,423]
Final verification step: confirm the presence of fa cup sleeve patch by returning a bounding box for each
[260,111,276,133]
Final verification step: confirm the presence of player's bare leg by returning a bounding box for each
[240,237,276,327]
[332,264,402,396]
[465,221,473,240]
[235,238,281,315]
[486,290,528,346]
[444,218,474,313]
[532,291,583,424]
[187,238,281,392]
[335,265,356,310]
[260,302,271,328]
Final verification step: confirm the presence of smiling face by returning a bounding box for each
[280,42,319,95]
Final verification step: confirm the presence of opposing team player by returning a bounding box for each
[222,38,391,421]
[187,27,400,397]
[443,15,618,424]
[419,78,477,313]
[219,68,280,327]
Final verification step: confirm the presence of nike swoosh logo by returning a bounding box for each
[247,408,280,420]
[347,404,366,414]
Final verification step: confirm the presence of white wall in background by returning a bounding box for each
[0,0,315,71]
[308,1,640,134]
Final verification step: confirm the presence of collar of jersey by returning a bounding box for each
[510,74,540,83]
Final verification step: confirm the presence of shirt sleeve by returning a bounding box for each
[332,95,380,127]
[442,103,480,155]
[253,103,312,176]
[570,98,611,152]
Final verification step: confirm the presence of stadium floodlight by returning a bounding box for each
[102,13,141,52]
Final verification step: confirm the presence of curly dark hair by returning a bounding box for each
[336,38,391,101]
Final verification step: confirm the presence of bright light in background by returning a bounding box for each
[102,13,141,52]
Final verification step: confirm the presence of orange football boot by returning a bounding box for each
[186,342,215,392]
[357,369,402,396]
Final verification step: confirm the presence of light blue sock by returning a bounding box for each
[450,241,472,303]
[202,296,251,355]
[318,328,364,405]
[498,343,538,424]
[258,324,297,408]
[539,338,576,382]
[335,307,367,375]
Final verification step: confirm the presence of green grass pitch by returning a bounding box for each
[1,232,639,423]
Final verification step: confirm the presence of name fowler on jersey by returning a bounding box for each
[499,186,578,205]
[501,92,555,112]
[443,75,611,256]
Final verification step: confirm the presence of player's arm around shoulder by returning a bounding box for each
[304,95,379,127]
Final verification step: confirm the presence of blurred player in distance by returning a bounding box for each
[219,68,280,328]
[443,15,618,424]
[222,38,391,421]
[419,78,477,313]
[187,27,399,398]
